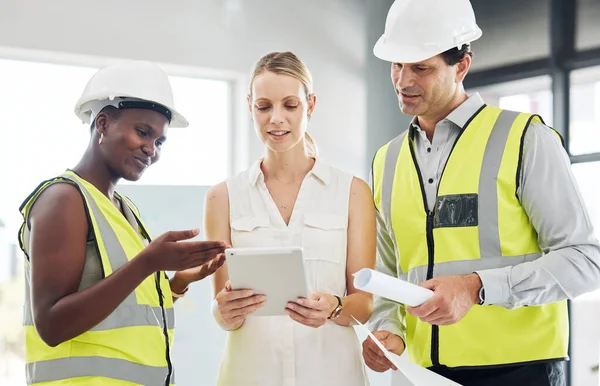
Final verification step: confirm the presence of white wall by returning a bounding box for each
[0,0,369,179]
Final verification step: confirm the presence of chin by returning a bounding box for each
[400,103,423,116]
[122,169,144,182]
[265,140,295,153]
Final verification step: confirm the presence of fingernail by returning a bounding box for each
[297,299,304,305]
[245,291,253,296]
[288,304,295,310]
[259,296,266,301]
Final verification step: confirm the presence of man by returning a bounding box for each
[362,0,600,385]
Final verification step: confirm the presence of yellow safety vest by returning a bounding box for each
[19,170,176,385]
[371,105,569,368]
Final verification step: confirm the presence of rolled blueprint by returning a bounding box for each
[353,268,434,307]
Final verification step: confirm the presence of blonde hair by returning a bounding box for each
[249,51,317,157]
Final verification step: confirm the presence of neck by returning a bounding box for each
[72,145,119,199]
[418,88,468,142]
[261,143,314,184]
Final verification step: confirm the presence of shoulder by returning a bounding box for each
[350,176,371,196]
[28,181,87,230]
[206,181,229,205]
[372,130,409,167]
[29,181,83,216]
[349,176,375,211]
[523,119,565,154]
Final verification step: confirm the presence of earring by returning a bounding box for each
[98,132,104,145]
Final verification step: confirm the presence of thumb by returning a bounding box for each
[163,229,200,242]
[376,330,392,343]
[419,279,437,291]
[378,331,399,351]
[225,280,232,291]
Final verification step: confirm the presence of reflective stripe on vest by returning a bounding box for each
[20,171,176,385]
[372,105,569,368]
[27,357,175,385]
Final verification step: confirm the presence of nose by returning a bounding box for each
[393,67,414,91]
[270,106,285,125]
[141,140,157,159]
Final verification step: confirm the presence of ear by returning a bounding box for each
[95,113,108,136]
[307,93,317,118]
[455,54,472,84]
[247,94,253,117]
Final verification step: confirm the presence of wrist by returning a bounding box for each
[469,273,483,305]
[134,251,156,278]
[170,273,190,296]
[327,294,343,319]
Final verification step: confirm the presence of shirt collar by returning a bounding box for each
[410,92,485,131]
[248,157,331,186]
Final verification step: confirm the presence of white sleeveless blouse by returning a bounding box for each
[216,157,369,386]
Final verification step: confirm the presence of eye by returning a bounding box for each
[256,105,270,111]
[136,128,148,137]
[155,140,164,148]
[393,63,402,69]
[415,66,428,72]
[286,105,299,110]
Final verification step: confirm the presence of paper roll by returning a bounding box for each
[353,268,434,307]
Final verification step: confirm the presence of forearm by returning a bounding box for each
[332,292,373,326]
[369,296,406,339]
[480,122,600,309]
[35,256,151,346]
[477,244,600,308]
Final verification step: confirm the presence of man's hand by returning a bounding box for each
[406,273,482,326]
[362,330,404,372]
[285,292,338,328]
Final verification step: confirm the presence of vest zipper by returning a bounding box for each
[405,107,485,368]
[408,133,441,367]
[425,210,440,366]
[155,272,173,386]
[136,218,173,386]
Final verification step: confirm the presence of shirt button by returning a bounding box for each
[428,178,434,184]
[427,147,431,153]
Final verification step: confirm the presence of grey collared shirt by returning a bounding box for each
[369,93,600,338]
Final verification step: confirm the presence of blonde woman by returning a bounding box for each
[205,52,375,386]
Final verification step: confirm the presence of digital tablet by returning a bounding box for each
[225,246,309,317]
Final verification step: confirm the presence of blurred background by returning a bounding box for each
[0,0,599,385]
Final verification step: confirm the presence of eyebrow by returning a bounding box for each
[254,96,301,103]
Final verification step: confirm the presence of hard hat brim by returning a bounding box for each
[167,109,189,128]
[75,95,189,128]
[373,27,482,64]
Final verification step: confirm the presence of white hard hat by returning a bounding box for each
[74,61,189,128]
[374,0,482,64]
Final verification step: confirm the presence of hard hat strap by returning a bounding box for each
[117,100,172,124]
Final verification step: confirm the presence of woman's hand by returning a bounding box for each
[285,292,338,328]
[215,281,266,330]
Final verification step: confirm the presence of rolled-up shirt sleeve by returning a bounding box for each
[476,121,600,309]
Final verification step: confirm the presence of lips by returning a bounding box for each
[268,130,290,136]
[401,92,420,98]
[133,156,150,168]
